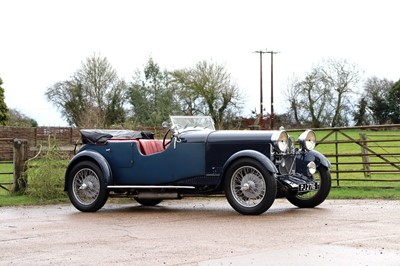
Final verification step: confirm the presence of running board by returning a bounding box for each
[107,185,195,189]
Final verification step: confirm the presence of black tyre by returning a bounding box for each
[135,198,163,206]
[286,166,331,208]
[224,158,277,215]
[67,161,109,212]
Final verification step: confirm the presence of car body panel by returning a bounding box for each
[205,131,274,177]
[73,140,206,185]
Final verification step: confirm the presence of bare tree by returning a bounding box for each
[170,70,202,116]
[46,53,127,127]
[283,75,303,127]
[284,59,360,128]
[170,60,243,129]
[300,69,331,128]
[319,59,360,127]
[9,108,38,127]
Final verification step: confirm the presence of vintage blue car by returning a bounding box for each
[65,116,331,215]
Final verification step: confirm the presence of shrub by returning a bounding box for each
[26,137,69,199]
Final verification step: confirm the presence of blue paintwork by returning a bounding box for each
[222,150,278,175]
[67,140,206,186]
[205,131,273,177]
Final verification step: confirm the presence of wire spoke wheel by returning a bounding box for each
[231,166,266,207]
[224,158,276,215]
[67,161,108,212]
[72,168,101,206]
[286,166,331,208]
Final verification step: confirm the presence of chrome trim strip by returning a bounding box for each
[107,185,195,189]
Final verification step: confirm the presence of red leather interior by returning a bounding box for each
[138,139,164,155]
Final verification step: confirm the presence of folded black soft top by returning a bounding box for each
[80,130,154,144]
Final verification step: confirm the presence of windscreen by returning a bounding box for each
[170,116,215,131]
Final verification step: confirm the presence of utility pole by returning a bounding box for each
[266,50,279,129]
[253,50,267,127]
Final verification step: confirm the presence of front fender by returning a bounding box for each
[64,150,113,191]
[296,150,332,169]
[222,150,278,176]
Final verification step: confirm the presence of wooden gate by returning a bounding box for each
[0,138,28,193]
[301,124,400,188]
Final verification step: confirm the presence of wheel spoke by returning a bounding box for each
[72,168,100,206]
[230,166,266,208]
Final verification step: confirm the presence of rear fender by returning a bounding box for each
[64,150,113,191]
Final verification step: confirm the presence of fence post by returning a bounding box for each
[359,133,371,177]
[335,130,340,186]
[12,139,28,193]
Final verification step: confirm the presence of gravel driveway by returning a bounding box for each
[1,198,399,265]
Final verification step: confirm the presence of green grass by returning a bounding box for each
[0,163,13,195]
[328,187,400,199]
[0,160,69,207]
[0,161,68,206]
[0,194,68,207]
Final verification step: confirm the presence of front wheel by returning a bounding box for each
[67,161,109,212]
[224,158,277,215]
[286,166,331,208]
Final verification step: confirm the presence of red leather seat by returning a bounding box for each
[138,139,164,155]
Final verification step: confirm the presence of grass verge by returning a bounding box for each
[328,186,400,199]
[0,194,68,207]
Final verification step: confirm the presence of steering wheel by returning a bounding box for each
[162,128,173,149]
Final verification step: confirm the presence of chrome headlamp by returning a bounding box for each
[271,130,289,153]
[298,129,316,151]
[307,161,317,175]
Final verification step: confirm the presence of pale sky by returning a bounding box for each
[1,0,399,126]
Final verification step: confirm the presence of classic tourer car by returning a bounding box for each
[65,116,331,215]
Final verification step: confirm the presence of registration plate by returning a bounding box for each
[298,182,318,192]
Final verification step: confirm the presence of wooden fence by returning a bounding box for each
[0,127,79,160]
[0,126,166,161]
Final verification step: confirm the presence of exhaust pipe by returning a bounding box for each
[137,192,180,200]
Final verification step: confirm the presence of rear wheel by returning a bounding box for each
[67,161,108,212]
[286,166,331,208]
[224,158,277,215]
